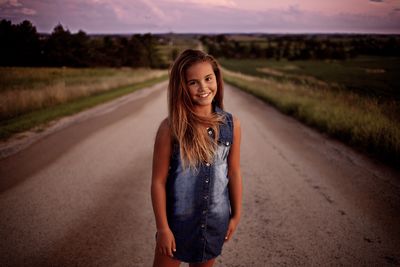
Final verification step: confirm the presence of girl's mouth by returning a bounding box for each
[198,92,211,98]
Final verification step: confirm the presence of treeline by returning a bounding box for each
[0,19,165,68]
[200,34,400,60]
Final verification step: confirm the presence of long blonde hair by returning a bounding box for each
[168,49,225,169]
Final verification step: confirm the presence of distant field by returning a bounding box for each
[0,67,167,140]
[0,67,166,120]
[219,56,400,101]
[157,35,201,65]
[222,63,400,167]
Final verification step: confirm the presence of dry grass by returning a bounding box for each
[223,68,400,167]
[0,67,166,120]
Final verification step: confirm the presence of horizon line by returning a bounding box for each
[37,31,400,36]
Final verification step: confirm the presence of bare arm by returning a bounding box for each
[225,115,243,241]
[150,118,176,256]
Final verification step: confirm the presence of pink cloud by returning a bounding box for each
[20,7,36,15]
[0,0,399,33]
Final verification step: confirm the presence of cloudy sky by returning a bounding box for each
[1,0,400,34]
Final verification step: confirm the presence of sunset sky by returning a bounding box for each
[1,0,400,34]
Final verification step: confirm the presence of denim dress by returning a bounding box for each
[166,106,233,263]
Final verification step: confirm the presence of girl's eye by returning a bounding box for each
[206,76,213,82]
[188,81,196,86]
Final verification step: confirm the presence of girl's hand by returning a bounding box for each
[224,217,240,242]
[156,228,176,257]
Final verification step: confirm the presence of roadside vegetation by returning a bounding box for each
[0,68,167,140]
[0,67,166,120]
[222,67,399,167]
[219,56,400,101]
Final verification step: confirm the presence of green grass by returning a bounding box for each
[223,68,400,168]
[219,56,400,100]
[0,67,153,92]
[0,67,166,121]
[0,74,167,140]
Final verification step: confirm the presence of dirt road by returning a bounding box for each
[1,81,399,266]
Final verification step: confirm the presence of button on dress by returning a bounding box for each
[166,106,234,263]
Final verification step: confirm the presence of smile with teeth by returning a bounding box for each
[198,92,211,98]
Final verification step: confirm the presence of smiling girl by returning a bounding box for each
[151,49,242,267]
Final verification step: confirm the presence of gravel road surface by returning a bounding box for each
[1,81,399,266]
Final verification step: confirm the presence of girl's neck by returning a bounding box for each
[193,104,213,117]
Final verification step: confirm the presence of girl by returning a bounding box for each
[151,49,242,267]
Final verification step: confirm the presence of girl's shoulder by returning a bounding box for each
[215,107,240,128]
[155,117,172,144]
[231,113,240,128]
[158,117,170,130]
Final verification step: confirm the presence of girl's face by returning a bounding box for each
[185,61,217,108]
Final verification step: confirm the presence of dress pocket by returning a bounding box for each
[215,140,231,162]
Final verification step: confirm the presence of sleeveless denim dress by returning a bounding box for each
[166,106,233,263]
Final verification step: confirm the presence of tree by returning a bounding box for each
[44,24,74,66]
[0,19,40,66]
[71,30,90,66]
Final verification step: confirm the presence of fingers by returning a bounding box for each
[155,230,176,258]
[168,245,173,257]
[225,228,232,241]
[158,245,164,256]
[168,238,176,257]
[160,246,171,257]
[156,243,176,257]
[172,238,177,253]
[225,223,237,242]
[156,244,170,257]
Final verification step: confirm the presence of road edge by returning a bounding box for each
[0,80,168,160]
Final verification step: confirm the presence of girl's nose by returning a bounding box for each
[198,82,207,91]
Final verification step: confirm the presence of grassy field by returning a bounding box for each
[0,67,167,140]
[157,34,201,65]
[219,56,400,101]
[222,66,400,168]
[0,67,166,120]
